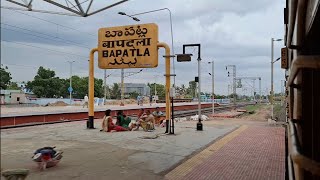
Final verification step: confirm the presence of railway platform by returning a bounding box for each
[1,105,286,179]
[165,124,285,180]
[0,118,237,180]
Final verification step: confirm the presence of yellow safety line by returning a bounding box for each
[165,125,248,180]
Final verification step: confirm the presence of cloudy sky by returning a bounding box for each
[1,0,286,96]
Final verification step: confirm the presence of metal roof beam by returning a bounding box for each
[42,0,82,16]
[86,0,129,17]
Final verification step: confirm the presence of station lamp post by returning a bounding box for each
[271,56,281,118]
[271,37,283,119]
[118,8,176,87]
[177,43,203,131]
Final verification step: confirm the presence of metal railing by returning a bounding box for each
[288,120,320,178]
[287,56,320,87]
[286,55,320,179]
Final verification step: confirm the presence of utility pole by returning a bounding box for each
[119,8,176,87]
[208,61,214,115]
[236,76,262,103]
[154,75,158,96]
[271,38,282,119]
[259,77,262,103]
[120,69,124,106]
[68,61,75,105]
[226,65,236,107]
[234,67,236,106]
[154,75,157,104]
[271,38,274,119]
[104,69,106,105]
[281,80,285,106]
[252,79,256,101]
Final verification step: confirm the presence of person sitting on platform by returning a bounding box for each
[153,107,165,125]
[116,110,132,130]
[145,110,155,131]
[130,108,146,131]
[101,109,128,132]
[132,110,155,131]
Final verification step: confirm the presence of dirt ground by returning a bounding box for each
[240,105,271,121]
[205,105,284,127]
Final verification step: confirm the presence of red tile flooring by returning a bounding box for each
[182,126,285,180]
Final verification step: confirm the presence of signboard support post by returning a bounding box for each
[157,43,171,134]
[87,48,98,129]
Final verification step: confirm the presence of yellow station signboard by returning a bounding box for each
[98,23,158,69]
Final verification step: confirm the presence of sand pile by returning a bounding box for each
[47,101,68,106]
[106,99,138,105]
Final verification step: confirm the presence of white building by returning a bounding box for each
[123,83,150,96]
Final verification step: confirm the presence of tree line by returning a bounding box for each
[1,66,232,99]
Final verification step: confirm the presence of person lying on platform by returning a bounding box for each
[116,110,132,130]
[153,107,166,125]
[100,109,128,132]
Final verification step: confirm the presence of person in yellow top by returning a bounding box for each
[145,110,155,131]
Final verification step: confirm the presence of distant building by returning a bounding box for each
[1,90,24,104]
[0,89,36,104]
[123,83,150,96]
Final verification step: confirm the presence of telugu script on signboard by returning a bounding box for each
[98,23,158,69]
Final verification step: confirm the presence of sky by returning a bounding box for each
[1,0,286,96]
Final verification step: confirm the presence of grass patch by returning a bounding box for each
[244,104,263,114]
[273,104,282,114]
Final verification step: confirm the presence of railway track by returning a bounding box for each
[1,103,254,129]
[173,103,251,118]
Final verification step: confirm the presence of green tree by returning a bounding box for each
[110,83,121,99]
[175,84,187,97]
[105,85,111,99]
[0,66,12,90]
[148,83,165,100]
[7,82,21,90]
[26,67,63,98]
[67,76,103,99]
[229,93,239,100]
[128,91,139,99]
[94,78,104,98]
[214,94,226,99]
[25,66,104,98]
[57,78,69,98]
[187,81,197,98]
